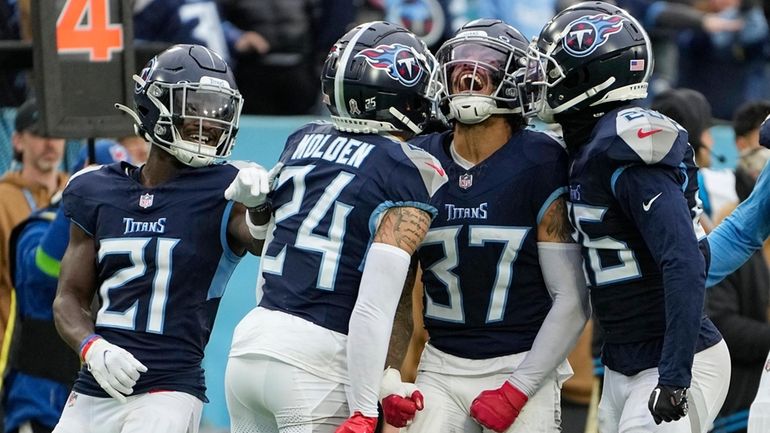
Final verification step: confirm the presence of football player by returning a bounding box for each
[223,21,448,433]
[527,2,729,432]
[51,44,270,433]
[380,19,590,433]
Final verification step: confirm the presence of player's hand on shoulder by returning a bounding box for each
[648,384,688,424]
[334,412,378,433]
[224,162,281,208]
[470,380,528,433]
[379,368,424,428]
[80,335,148,403]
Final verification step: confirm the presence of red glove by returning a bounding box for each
[469,381,528,433]
[335,412,377,433]
[382,390,424,427]
[379,368,425,427]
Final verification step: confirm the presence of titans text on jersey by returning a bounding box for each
[62,161,243,401]
[410,128,569,359]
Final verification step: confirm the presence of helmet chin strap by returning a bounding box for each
[538,77,616,123]
[448,95,519,125]
[388,107,422,134]
[167,146,214,167]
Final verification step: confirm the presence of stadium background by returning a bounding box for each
[0,0,757,429]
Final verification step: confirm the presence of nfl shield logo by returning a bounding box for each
[139,193,154,208]
[459,173,473,189]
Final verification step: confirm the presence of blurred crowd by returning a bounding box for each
[1,0,769,119]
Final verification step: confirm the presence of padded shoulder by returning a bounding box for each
[65,164,103,189]
[394,140,449,197]
[521,128,568,165]
[539,129,567,150]
[608,107,687,167]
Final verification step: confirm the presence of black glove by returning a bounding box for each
[648,385,688,424]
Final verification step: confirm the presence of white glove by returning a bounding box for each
[83,337,148,403]
[379,368,420,401]
[224,162,278,208]
[379,368,424,427]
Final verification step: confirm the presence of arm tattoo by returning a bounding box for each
[544,198,574,243]
[386,259,417,367]
[374,207,432,255]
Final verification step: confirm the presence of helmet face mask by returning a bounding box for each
[526,1,654,123]
[321,21,436,136]
[433,19,535,125]
[124,45,243,167]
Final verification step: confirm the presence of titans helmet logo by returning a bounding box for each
[562,14,625,58]
[136,57,157,93]
[355,44,424,87]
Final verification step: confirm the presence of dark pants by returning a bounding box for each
[561,399,589,433]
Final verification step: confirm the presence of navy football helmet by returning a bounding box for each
[434,19,534,124]
[527,1,653,123]
[116,44,243,167]
[321,21,436,135]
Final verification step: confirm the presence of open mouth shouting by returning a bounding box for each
[451,65,493,95]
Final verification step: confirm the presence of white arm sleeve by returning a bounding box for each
[347,242,412,417]
[508,242,590,396]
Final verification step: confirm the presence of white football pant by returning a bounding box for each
[225,354,349,433]
[52,390,202,433]
[406,345,568,433]
[598,339,730,433]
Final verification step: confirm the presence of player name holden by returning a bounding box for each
[290,133,374,168]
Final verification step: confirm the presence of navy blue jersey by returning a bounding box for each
[259,121,447,335]
[567,106,721,387]
[411,128,569,359]
[62,161,243,401]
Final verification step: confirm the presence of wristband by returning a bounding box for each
[245,208,270,240]
[248,201,271,214]
[79,334,102,361]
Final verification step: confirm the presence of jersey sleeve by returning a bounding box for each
[613,164,707,387]
[608,107,688,168]
[707,160,770,286]
[61,166,102,236]
[384,142,449,218]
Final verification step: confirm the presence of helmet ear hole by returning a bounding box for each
[562,67,588,89]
